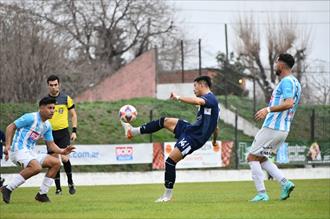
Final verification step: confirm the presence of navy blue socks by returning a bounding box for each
[164,157,176,189]
[140,117,165,134]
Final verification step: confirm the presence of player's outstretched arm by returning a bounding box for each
[268,98,294,112]
[170,92,206,106]
[212,127,219,147]
[46,141,76,155]
[255,98,294,121]
[4,123,16,161]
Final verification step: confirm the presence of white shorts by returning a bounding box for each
[249,127,288,157]
[10,150,48,168]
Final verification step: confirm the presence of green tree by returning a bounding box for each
[213,52,248,97]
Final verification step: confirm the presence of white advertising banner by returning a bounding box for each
[1,144,153,167]
[164,141,222,169]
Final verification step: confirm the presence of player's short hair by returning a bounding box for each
[194,76,212,88]
[39,97,56,106]
[278,53,295,69]
[47,75,60,84]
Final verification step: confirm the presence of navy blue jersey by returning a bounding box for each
[184,92,220,147]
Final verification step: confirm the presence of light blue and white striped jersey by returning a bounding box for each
[263,75,301,132]
[11,112,53,152]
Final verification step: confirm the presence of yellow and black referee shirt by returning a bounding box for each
[48,93,75,131]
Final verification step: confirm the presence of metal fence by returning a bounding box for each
[231,107,330,169]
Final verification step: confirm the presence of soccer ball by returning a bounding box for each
[119,105,137,123]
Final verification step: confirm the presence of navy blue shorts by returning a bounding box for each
[173,120,197,157]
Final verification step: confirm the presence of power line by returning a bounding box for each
[184,21,329,25]
[178,9,330,13]
[166,0,330,1]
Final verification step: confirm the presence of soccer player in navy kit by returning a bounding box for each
[122,76,220,202]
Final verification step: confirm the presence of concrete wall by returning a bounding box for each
[220,106,260,137]
[76,49,157,102]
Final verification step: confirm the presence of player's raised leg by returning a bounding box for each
[122,117,178,139]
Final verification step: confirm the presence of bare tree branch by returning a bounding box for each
[233,14,312,102]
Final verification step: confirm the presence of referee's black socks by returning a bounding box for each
[55,171,61,191]
[63,160,73,185]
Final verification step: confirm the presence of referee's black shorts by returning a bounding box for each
[47,128,70,154]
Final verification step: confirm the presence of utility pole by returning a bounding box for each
[224,24,229,108]
[199,39,202,76]
[253,71,256,116]
[235,110,239,169]
[311,108,315,142]
[181,40,184,83]
[225,24,229,61]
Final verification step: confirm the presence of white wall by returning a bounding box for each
[157,83,194,100]
[220,107,259,137]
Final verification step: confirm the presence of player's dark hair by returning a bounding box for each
[47,75,60,84]
[39,96,56,106]
[194,76,212,88]
[278,53,295,69]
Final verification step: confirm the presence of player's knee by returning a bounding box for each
[32,164,42,175]
[247,154,258,162]
[247,154,253,162]
[165,157,177,167]
[164,117,178,130]
[61,155,69,162]
[163,117,170,126]
[51,158,61,170]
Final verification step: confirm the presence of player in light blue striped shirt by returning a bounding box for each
[263,74,301,132]
[247,53,301,202]
[2,97,75,204]
[10,112,54,153]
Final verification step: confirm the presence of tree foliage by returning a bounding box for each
[213,52,248,97]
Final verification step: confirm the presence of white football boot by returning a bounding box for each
[155,189,173,203]
[121,121,133,139]
[155,195,172,203]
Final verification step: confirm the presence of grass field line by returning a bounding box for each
[2,167,329,187]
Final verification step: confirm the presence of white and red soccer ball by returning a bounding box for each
[119,105,137,123]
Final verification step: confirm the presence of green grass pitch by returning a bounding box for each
[1,179,329,219]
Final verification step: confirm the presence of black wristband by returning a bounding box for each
[72,127,77,133]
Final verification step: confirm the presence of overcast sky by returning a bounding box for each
[167,0,330,70]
